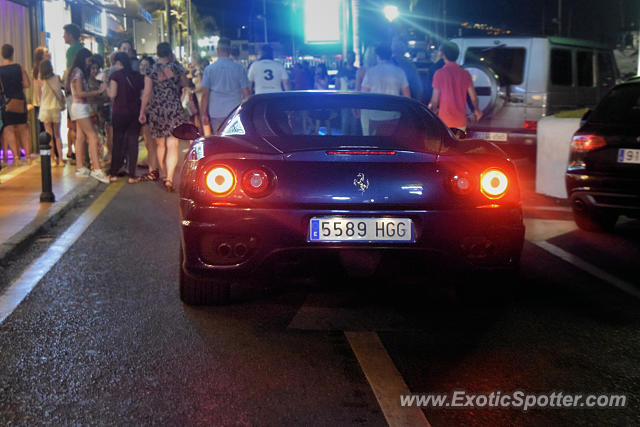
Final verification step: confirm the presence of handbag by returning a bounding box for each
[5,98,26,113]
[0,67,26,113]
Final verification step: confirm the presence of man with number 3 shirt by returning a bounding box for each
[247,44,291,94]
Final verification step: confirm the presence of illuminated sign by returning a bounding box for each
[304,0,341,44]
[140,6,152,24]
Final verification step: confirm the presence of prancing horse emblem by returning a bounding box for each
[353,173,369,194]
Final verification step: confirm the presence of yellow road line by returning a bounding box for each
[346,331,431,427]
[0,181,124,324]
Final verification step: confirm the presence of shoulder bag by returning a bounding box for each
[0,66,26,113]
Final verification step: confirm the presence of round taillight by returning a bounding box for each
[449,171,473,195]
[206,166,235,195]
[242,169,271,197]
[480,169,508,199]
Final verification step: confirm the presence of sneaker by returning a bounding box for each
[90,169,110,184]
[75,167,90,177]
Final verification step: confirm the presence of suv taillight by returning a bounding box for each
[570,134,607,152]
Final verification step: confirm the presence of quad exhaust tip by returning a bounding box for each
[217,243,232,257]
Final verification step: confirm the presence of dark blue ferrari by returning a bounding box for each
[174,92,525,305]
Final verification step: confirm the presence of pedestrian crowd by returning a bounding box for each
[1,27,478,188]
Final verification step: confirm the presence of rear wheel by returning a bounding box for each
[573,209,618,232]
[179,245,230,305]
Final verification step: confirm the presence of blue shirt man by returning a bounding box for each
[201,38,250,133]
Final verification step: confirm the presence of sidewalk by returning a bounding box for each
[0,158,100,263]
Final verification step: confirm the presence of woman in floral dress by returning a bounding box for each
[138,42,189,192]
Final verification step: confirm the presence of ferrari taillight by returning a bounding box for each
[480,168,508,199]
[206,166,236,195]
[242,168,272,197]
[449,171,473,195]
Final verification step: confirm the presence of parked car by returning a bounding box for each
[174,91,525,305]
[566,77,640,232]
[450,36,619,158]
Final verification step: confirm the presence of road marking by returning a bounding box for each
[0,181,124,325]
[288,293,409,331]
[534,240,640,300]
[0,161,37,184]
[524,218,577,242]
[346,331,431,427]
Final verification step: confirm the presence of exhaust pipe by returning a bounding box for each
[217,243,232,257]
[234,243,248,258]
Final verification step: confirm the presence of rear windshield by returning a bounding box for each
[590,84,640,125]
[253,96,443,153]
[464,47,525,85]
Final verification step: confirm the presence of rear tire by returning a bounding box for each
[179,245,230,305]
[573,209,617,233]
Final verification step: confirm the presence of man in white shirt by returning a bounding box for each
[201,38,250,133]
[360,44,410,135]
[247,44,290,94]
[361,44,410,97]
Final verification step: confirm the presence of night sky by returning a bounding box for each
[191,0,639,46]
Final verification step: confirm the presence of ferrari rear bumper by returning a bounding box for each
[180,204,524,279]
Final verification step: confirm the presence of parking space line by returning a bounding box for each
[0,181,124,325]
[534,240,640,300]
[345,331,431,427]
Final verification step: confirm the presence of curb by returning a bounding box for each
[0,178,101,265]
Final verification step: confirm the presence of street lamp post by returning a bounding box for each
[263,0,268,43]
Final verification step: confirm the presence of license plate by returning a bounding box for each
[472,131,508,142]
[618,148,640,164]
[308,217,414,242]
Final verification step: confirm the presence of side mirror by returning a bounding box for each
[172,123,201,140]
[450,128,467,139]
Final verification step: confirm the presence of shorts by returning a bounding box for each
[38,108,61,123]
[70,103,91,121]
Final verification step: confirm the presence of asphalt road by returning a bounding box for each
[0,155,638,426]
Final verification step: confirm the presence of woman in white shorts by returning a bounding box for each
[38,59,64,165]
[67,48,108,183]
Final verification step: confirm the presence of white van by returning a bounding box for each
[450,36,619,156]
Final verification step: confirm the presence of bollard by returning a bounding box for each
[39,131,55,203]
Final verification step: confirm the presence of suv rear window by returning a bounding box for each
[464,47,525,85]
[589,83,640,125]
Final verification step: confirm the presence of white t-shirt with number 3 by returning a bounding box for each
[248,59,288,94]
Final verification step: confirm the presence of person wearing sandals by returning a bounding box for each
[38,59,65,166]
[138,42,190,192]
[137,56,159,182]
[68,48,109,184]
[107,52,144,184]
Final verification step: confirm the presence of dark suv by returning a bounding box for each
[566,77,640,231]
